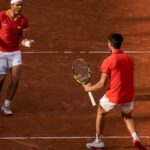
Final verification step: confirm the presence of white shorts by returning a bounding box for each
[0,50,22,74]
[99,95,134,113]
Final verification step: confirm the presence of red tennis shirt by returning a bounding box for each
[101,50,134,104]
[0,11,29,52]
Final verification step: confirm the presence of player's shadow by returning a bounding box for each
[135,95,150,101]
[106,144,150,149]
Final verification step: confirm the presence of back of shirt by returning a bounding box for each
[101,50,134,104]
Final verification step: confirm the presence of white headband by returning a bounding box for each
[10,0,23,4]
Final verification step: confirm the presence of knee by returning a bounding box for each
[11,76,20,86]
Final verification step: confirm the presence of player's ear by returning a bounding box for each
[108,40,111,49]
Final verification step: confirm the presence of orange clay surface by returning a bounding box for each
[0,0,150,149]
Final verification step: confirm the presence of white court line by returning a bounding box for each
[0,136,149,140]
[22,51,150,54]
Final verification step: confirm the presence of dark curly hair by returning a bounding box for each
[108,33,123,49]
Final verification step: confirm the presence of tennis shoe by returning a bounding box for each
[1,105,13,116]
[133,140,147,150]
[86,138,104,149]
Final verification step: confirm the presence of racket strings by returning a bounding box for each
[73,60,90,84]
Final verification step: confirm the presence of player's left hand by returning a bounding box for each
[21,39,35,48]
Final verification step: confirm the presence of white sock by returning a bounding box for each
[4,99,11,107]
[131,132,140,141]
[96,133,103,141]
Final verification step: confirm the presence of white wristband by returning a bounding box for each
[24,40,31,47]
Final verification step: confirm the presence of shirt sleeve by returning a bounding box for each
[0,12,2,28]
[21,17,29,30]
[100,59,110,74]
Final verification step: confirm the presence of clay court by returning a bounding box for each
[0,0,150,149]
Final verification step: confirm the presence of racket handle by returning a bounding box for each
[88,92,96,106]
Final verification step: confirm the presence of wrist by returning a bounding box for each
[24,40,31,47]
[21,39,34,48]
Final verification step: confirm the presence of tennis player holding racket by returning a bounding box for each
[0,0,34,116]
[83,33,147,150]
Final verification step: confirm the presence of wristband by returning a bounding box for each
[24,40,31,47]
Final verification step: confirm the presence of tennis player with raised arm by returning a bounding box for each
[83,33,147,150]
[0,0,34,116]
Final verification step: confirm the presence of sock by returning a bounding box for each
[4,99,11,107]
[96,133,103,141]
[131,132,140,141]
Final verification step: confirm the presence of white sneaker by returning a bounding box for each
[1,106,13,116]
[86,138,104,149]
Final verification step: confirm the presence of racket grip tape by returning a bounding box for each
[88,92,96,106]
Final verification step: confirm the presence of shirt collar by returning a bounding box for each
[5,10,21,21]
[112,50,123,54]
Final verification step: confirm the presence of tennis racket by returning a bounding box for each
[72,58,96,106]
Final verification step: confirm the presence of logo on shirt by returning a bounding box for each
[17,26,22,29]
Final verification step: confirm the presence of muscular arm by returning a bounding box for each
[83,73,109,92]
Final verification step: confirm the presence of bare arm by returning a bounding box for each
[83,73,108,92]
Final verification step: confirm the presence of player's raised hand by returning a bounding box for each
[21,39,35,48]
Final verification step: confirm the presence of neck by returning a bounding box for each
[111,48,120,51]
[7,9,19,20]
